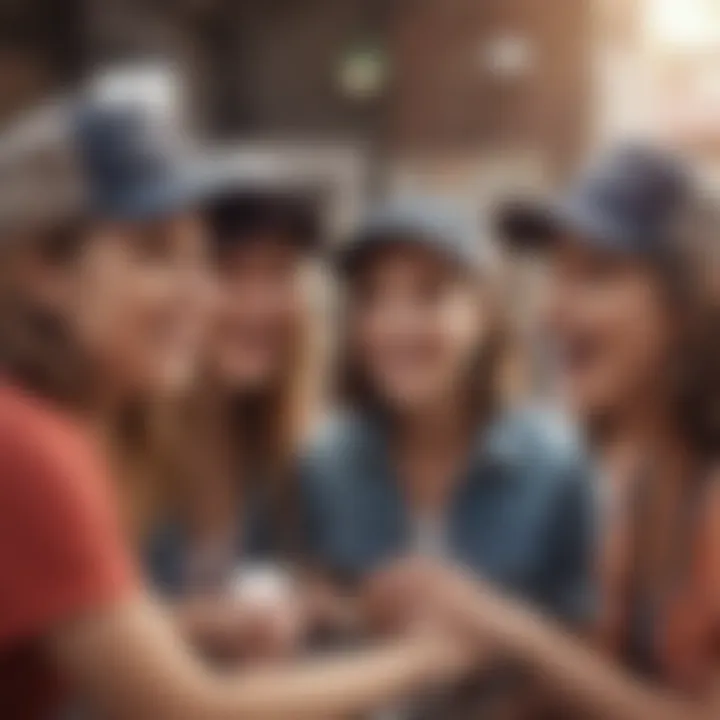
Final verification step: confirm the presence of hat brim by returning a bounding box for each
[336,228,479,278]
[496,196,641,256]
[205,187,323,252]
[100,167,240,223]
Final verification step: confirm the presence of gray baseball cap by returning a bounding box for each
[0,65,234,237]
[497,144,693,259]
[337,196,494,275]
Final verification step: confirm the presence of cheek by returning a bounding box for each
[552,285,674,409]
[72,266,131,354]
[610,299,674,381]
[210,284,300,386]
[440,300,486,363]
[73,265,206,393]
[354,299,482,393]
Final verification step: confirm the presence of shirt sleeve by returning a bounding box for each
[0,422,138,646]
[541,459,598,627]
[296,454,332,565]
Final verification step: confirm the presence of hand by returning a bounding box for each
[300,577,362,636]
[176,593,307,662]
[241,596,307,660]
[363,558,474,632]
[364,557,514,647]
[411,623,482,683]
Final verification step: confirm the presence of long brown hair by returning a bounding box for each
[584,187,720,464]
[662,190,720,462]
[0,223,94,406]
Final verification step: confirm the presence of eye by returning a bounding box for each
[132,221,176,263]
[415,275,447,303]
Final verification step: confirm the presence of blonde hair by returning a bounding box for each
[142,274,321,555]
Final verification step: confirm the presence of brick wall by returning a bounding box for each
[388,0,593,176]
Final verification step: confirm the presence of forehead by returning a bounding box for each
[351,241,461,283]
[215,234,304,268]
[548,233,640,270]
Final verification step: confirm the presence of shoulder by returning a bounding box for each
[701,464,720,534]
[300,411,376,475]
[486,404,596,514]
[0,383,110,514]
[489,403,589,474]
[0,384,75,469]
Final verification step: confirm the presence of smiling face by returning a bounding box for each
[545,236,677,421]
[348,243,488,415]
[209,236,307,393]
[65,212,212,399]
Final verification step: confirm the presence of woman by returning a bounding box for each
[301,198,596,699]
[0,81,474,720]
[369,146,720,719]
[145,187,324,659]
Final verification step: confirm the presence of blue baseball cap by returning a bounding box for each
[337,196,495,275]
[0,65,236,235]
[497,144,693,259]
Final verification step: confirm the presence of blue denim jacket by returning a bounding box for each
[300,406,597,623]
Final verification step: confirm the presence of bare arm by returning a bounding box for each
[458,584,720,720]
[370,559,720,720]
[171,595,304,661]
[50,594,462,720]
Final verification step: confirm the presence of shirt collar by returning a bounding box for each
[471,410,526,470]
[355,408,524,482]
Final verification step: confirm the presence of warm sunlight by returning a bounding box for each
[644,0,720,50]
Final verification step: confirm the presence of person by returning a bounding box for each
[145,184,325,660]
[367,145,720,719]
[0,72,474,720]
[301,198,596,711]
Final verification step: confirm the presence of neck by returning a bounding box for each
[394,395,472,453]
[85,380,131,448]
[390,394,476,517]
[593,395,688,486]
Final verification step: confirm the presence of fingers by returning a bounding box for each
[362,556,501,650]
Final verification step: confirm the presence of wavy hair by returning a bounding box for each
[664,190,720,461]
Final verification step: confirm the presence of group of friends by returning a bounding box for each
[0,68,719,720]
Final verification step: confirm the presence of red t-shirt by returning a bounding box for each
[0,382,138,719]
[600,473,720,691]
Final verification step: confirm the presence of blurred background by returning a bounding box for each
[4,0,719,403]
[2,0,720,206]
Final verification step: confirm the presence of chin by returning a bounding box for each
[383,389,443,414]
[154,371,196,397]
[210,352,278,391]
[220,368,278,394]
[563,385,618,427]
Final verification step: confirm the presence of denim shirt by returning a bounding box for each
[300,406,597,624]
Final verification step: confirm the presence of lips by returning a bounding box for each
[147,310,201,357]
[557,333,603,374]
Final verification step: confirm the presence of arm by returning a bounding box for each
[428,457,599,720]
[50,594,462,720]
[509,460,598,718]
[0,412,468,720]
[171,594,305,661]
[374,560,720,720]
[475,468,720,720]
[471,595,720,720]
